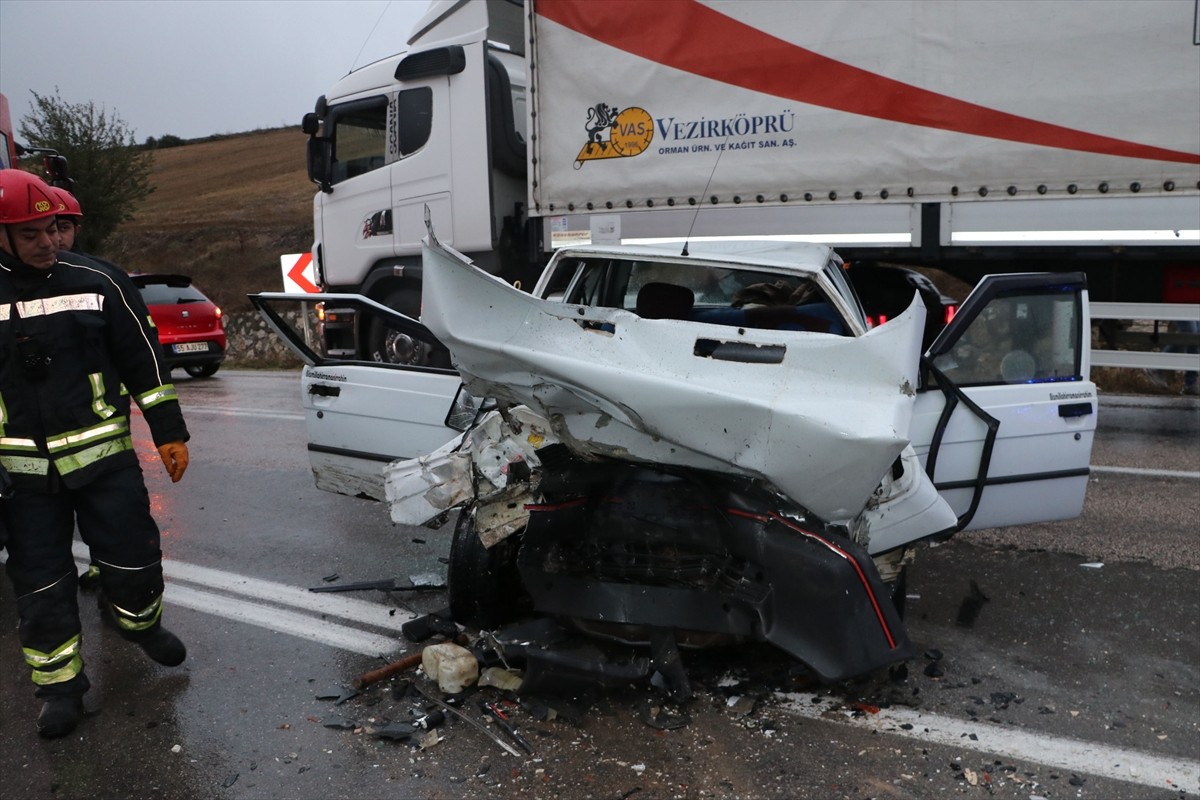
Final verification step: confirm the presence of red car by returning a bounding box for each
[132,273,227,378]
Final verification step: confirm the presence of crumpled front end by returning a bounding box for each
[419,237,928,525]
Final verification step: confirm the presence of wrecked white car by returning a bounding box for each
[252,237,1095,684]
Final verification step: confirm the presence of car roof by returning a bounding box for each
[552,240,835,273]
[131,273,194,288]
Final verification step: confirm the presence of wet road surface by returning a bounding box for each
[1,372,1196,799]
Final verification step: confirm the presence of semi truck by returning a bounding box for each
[300,0,1199,363]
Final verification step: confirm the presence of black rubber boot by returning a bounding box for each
[136,627,187,667]
[36,696,85,739]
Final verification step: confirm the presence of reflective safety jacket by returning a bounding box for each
[0,250,189,491]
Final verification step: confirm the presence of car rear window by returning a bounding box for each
[138,283,208,305]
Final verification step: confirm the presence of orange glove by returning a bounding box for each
[157,441,189,483]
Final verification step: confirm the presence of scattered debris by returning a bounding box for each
[482,700,535,754]
[222,773,238,789]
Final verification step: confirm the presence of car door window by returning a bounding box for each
[928,280,1083,386]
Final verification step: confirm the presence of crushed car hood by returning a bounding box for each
[420,238,928,523]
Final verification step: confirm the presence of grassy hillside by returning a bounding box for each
[104,128,314,314]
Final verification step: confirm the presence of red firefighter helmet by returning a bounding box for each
[0,170,60,224]
[51,186,83,218]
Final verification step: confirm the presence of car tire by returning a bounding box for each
[447,509,525,629]
[184,363,220,378]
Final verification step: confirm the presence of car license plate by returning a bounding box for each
[173,342,210,354]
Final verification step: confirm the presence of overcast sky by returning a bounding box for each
[0,0,433,142]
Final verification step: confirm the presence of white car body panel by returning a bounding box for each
[302,363,463,500]
[420,237,929,523]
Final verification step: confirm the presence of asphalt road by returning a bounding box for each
[1,371,1196,800]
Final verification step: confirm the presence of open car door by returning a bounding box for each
[910,273,1096,532]
[249,293,463,501]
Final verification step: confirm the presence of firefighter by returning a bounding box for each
[50,185,84,252]
[0,169,191,739]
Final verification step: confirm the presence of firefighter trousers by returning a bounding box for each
[1,464,167,697]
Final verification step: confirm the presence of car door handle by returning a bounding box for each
[308,383,341,398]
[1058,401,1092,418]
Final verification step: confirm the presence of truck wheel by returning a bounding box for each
[447,509,525,629]
[366,288,424,365]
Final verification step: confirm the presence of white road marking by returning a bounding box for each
[777,692,1200,794]
[68,542,419,657]
[167,584,402,657]
[1092,465,1200,480]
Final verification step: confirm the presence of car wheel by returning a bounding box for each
[184,363,220,378]
[366,288,426,365]
[447,509,525,629]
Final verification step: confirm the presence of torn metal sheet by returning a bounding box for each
[385,405,562,538]
[419,238,925,523]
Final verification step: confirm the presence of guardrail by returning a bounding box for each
[1090,302,1200,371]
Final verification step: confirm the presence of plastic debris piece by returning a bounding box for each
[478,666,524,692]
[315,686,345,700]
[322,573,339,583]
[374,721,419,741]
[639,701,692,730]
[924,661,944,678]
[323,715,358,730]
[423,642,480,693]
[408,572,445,588]
[924,648,944,660]
[171,744,182,753]
[1079,562,1104,569]
[334,687,360,706]
[417,729,441,749]
[222,773,239,789]
[402,610,459,643]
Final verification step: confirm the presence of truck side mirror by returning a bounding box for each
[301,112,320,136]
[307,137,333,193]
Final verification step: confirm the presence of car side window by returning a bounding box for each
[931,290,1081,385]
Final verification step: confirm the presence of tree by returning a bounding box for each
[18,88,154,254]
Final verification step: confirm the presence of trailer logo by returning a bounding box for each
[575,104,654,168]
